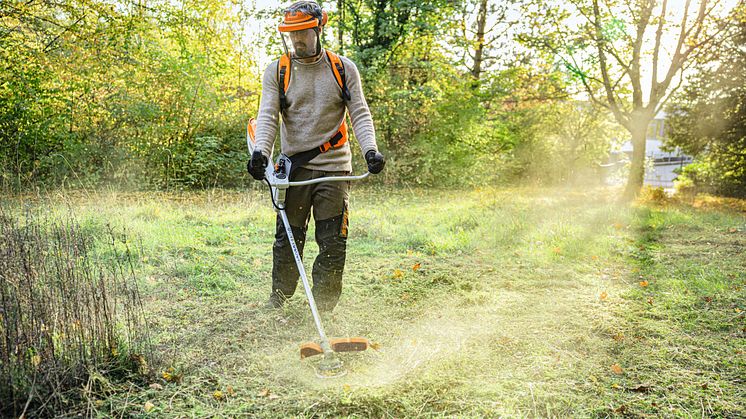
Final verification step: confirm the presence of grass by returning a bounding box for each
[3,186,744,417]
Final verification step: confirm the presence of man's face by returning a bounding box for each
[288,28,318,58]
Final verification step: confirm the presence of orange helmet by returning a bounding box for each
[279,1,328,33]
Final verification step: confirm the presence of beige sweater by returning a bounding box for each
[253,50,378,171]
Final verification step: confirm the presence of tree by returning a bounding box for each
[452,0,517,82]
[525,0,731,200]
[666,3,746,197]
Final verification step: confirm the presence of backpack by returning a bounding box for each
[276,50,351,157]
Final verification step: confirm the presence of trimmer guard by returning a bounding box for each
[300,337,370,359]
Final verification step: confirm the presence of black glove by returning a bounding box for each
[365,150,385,174]
[247,150,268,180]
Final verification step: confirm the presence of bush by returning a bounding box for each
[0,208,152,417]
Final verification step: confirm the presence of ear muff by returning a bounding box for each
[321,10,328,26]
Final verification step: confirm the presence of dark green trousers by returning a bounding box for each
[272,167,350,311]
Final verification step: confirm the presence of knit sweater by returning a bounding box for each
[253,50,377,172]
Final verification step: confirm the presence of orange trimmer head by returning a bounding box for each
[300,337,369,359]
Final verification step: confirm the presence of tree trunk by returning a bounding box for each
[622,124,648,200]
[471,0,488,81]
[337,0,344,54]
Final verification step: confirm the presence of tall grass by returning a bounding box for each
[0,207,151,417]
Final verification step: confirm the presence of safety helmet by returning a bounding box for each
[279,1,327,59]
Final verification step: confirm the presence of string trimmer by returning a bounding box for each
[246,119,370,378]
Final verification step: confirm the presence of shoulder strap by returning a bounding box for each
[277,54,291,112]
[325,50,351,101]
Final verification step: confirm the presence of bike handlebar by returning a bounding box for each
[266,172,370,187]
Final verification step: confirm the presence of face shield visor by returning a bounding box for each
[280,27,322,59]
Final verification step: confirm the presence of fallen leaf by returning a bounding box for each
[342,384,351,393]
[600,291,608,301]
[703,296,713,303]
[406,249,414,256]
[614,404,627,413]
[611,364,623,374]
[728,228,737,233]
[31,355,41,368]
[258,389,271,397]
[392,269,403,279]
[736,308,742,314]
[639,280,649,287]
[226,385,236,397]
[612,332,624,342]
[613,222,624,230]
[149,383,163,391]
[553,247,562,255]
[629,384,652,393]
[412,262,421,272]
[591,255,599,261]
[647,297,654,305]
[213,390,224,401]
[369,342,381,350]
[161,367,182,383]
[144,401,155,413]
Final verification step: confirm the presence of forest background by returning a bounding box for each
[2,0,743,198]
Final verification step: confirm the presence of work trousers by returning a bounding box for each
[271,167,350,312]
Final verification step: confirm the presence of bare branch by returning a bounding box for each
[651,0,668,103]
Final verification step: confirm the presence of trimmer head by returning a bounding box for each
[300,337,369,378]
[316,352,346,379]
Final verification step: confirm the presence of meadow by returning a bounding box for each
[2,186,744,417]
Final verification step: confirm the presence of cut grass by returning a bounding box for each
[2,187,743,417]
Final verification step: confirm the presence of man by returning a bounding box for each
[247,1,385,312]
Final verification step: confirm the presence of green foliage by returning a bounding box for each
[666,5,746,198]
[0,0,259,190]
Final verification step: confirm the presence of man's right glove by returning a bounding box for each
[365,150,385,174]
[247,150,268,180]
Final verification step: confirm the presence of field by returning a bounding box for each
[3,186,745,417]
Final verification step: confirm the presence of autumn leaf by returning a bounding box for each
[161,367,181,383]
[392,269,403,279]
[144,401,155,413]
[600,291,608,301]
[552,247,562,255]
[639,280,649,287]
[213,390,225,401]
[612,332,624,342]
[226,385,236,397]
[412,262,421,272]
[591,255,599,261]
[647,297,654,305]
[611,364,623,374]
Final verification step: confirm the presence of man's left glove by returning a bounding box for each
[365,150,385,174]
[247,150,268,180]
